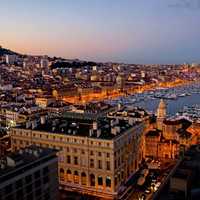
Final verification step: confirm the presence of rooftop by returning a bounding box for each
[0,145,57,183]
[17,111,144,140]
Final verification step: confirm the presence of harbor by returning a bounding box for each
[104,83,200,116]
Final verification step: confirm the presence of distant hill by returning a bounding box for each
[0,46,19,56]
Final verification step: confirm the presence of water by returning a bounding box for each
[134,93,200,116]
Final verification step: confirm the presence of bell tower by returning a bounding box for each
[156,99,166,130]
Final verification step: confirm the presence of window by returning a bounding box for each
[98,152,101,156]
[81,172,87,185]
[90,151,94,156]
[35,188,41,197]
[90,159,94,168]
[73,148,77,153]
[34,170,40,179]
[98,160,102,169]
[106,176,111,187]
[115,177,117,186]
[43,166,49,175]
[43,175,49,184]
[4,184,12,194]
[90,174,95,186]
[16,179,23,189]
[25,175,32,184]
[74,171,79,184]
[74,156,78,165]
[67,170,72,182]
[98,176,103,186]
[106,153,110,158]
[44,192,50,200]
[67,155,71,164]
[60,168,64,181]
[16,189,23,200]
[114,160,117,169]
[106,161,110,170]
[81,150,85,154]
[35,179,41,188]
[25,184,32,193]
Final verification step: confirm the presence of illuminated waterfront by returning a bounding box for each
[134,93,200,116]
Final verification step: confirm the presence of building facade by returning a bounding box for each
[10,107,147,199]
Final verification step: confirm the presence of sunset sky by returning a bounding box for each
[1,0,200,64]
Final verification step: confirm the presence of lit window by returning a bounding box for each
[106,176,111,187]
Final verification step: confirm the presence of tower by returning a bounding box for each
[156,99,166,130]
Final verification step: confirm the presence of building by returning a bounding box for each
[156,99,167,131]
[5,55,17,65]
[40,58,49,69]
[145,100,197,160]
[10,106,147,199]
[0,145,58,200]
[0,105,47,128]
[154,144,200,200]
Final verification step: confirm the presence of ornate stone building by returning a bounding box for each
[145,99,197,160]
[10,106,147,199]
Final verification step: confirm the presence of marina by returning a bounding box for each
[104,83,200,116]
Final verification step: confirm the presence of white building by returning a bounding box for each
[5,55,17,65]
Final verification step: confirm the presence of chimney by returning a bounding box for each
[110,120,115,127]
[31,120,37,129]
[118,103,122,110]
[89,129,93,137]
[129,118,134,126]
[26,121,31,129]
[93,121,98,130]
[111,127,117,135]
[40,115,46,124]
[33,150,39,157]
[97,129,101,137]
[115,126,121,133]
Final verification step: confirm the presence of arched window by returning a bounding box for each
[81,172,87,185]
[59,168,64,181]
[90,174,95,186]
[106,176,111,187]
[74,171,79,184]
[67,169,72,182]
[98,176,103,186]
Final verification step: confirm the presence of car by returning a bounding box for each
[151,179,157,183]
[155,182,161,187]
[139,194,146,200]
[145,189,151,194]
[153,186,158,192]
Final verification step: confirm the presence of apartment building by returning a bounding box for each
[0,145,58,200]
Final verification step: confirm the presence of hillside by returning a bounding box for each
[0,46,19,56]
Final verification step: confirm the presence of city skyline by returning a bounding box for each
[1,0,200,64]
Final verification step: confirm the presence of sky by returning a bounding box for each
[0,0,200,64]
